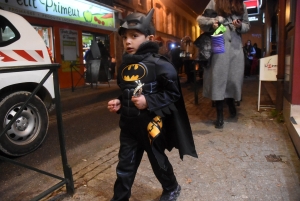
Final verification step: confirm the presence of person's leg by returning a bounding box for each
[187,60,194,83]
[141,114,180,200]
[246,60,253,77]
[225,98,236,118]
[146,135,180,201]
[147,148,178,190]
[111,131,144,201]
[183,60,191,83]
[244,59,251,77]
[215,100,224,129]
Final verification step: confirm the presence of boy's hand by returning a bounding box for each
[108,99,121,113]
[131,95,148,110]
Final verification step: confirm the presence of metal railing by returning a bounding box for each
[0,64,74,201]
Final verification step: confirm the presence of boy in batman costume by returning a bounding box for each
[107,8,197,201]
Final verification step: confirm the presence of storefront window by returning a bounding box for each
[33,26,54,63]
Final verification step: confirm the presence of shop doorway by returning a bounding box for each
[82,33,110,63]
[82,32,111,85]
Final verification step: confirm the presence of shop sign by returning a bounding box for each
[0,0,116,30]
[243,0,261,15]
[259,55,278,81]
[60,28,79,72]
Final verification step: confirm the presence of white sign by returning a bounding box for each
[257,55,278,111]
[259,55,278,81]
[60,29,78,61]
[0,0,116,30]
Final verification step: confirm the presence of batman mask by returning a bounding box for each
[118,8,155,36]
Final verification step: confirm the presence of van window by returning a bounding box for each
[0,15,20,47]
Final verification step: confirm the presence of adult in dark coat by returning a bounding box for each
[97,42,112,81]
[253,43,261,74]
[197,0,250,128]
[243,40,256,77]
[170,46,183,74]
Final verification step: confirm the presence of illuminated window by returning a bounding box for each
[166,9,172,35]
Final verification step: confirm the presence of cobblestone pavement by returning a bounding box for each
[44,76,300,201]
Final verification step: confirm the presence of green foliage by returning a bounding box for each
[270,109,284,123]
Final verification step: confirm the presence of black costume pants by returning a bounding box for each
[111,113,178,201]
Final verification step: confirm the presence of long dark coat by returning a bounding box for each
[197,0,250,101]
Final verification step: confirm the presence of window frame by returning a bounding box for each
[0,15,21,47]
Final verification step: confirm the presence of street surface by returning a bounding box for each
[1,77,300,201]
[0,97,120,201]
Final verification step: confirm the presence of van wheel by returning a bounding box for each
[0,91,49,156]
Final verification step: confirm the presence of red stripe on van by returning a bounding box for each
[0,51,17,62]
[14,50,37,61]
[36,50,44,58]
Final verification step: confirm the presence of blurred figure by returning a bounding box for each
[181,36,198,83]
[170,45,183,74]
[97,42,112,81]
[252,43,261,75]
[243,40,256,77]
[155,36,170,59]
[109,57,116,79]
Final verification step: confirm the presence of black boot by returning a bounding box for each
[215,100,224,129]
[226,98,236,118]
[160,185,181,201]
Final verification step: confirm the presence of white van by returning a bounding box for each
[0,9,55,156]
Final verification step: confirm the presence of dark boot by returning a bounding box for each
[226,98,236,118]
[160,185,181,201]
[215,100,224,129]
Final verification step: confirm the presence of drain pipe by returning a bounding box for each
[275,0,286,111]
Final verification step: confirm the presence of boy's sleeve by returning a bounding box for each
[144,57,181,116]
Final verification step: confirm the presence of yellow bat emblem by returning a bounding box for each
[122,63,147,81]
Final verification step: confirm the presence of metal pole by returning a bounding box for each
[193,61,198,104]
[70,63,75,92]
[275,0,286,111]
[53,67,74,195]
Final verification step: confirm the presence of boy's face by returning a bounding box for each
[121,29,154,54]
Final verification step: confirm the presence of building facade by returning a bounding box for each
[256,0,300,154]
[0,0,119,88]
[113,0,200,67]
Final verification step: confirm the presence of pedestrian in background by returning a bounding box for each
[252,43,261,75]
[98,41,112,80]
[181,36,198,83]
[107,8,197,201]
[170,44,183,74]
[197,0,250,129]
[243,40,256,77]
